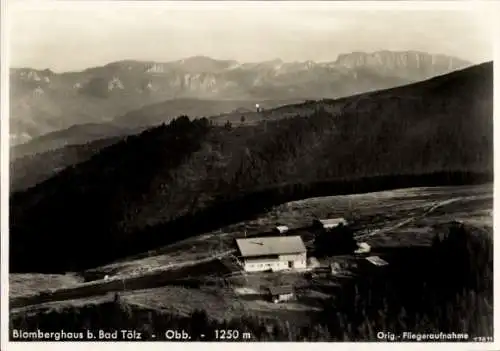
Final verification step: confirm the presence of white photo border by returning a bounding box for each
[1,1,498,350]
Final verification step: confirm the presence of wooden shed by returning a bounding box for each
[267,285,295,303]
[274,225,289,235]
[313,218,348,230]
[365,256,389,267]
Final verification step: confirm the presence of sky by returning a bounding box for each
[8,1,495,73]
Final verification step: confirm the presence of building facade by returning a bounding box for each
[235,236,307,273]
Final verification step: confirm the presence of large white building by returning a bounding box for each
[235,236,307,272]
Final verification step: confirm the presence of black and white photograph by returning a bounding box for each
[1,0,497,346]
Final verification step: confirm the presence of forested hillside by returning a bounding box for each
[10,62,493,273]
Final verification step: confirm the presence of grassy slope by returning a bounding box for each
[10,182,492,307]
[9,62,493,273]
[10,221,493,341]
[113,98,302,129]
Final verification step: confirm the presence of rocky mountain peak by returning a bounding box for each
[334,51,471,78]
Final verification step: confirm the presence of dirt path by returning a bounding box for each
[10,250,236,309]
[355,195,489,240]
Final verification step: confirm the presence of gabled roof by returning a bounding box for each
[366,256,389,266]
[268,285,294,295]
[315,218,348,227]
[235,236,306,258]
[275,225,289,233]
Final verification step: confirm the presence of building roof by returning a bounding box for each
[315,218,348,227]
[354,242,371,254]
[366,256,389,266]
[268,285,294,295]
[235,236,306,258]
[275,225,289,233]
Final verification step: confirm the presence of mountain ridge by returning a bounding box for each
[10,50,472,145]
[11,50,472,74]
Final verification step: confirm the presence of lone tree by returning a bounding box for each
[240,115,246,124]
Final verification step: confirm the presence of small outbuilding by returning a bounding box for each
[267,285,295,303]
[274,225,289,235]
[330,262,342,275]
[313,218,348,230]
[365,256,389,267]
[354,242,371,254]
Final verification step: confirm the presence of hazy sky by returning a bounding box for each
[8,1,495,72]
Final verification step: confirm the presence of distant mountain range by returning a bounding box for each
[10,50,471,145]
[10,61,492,272]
